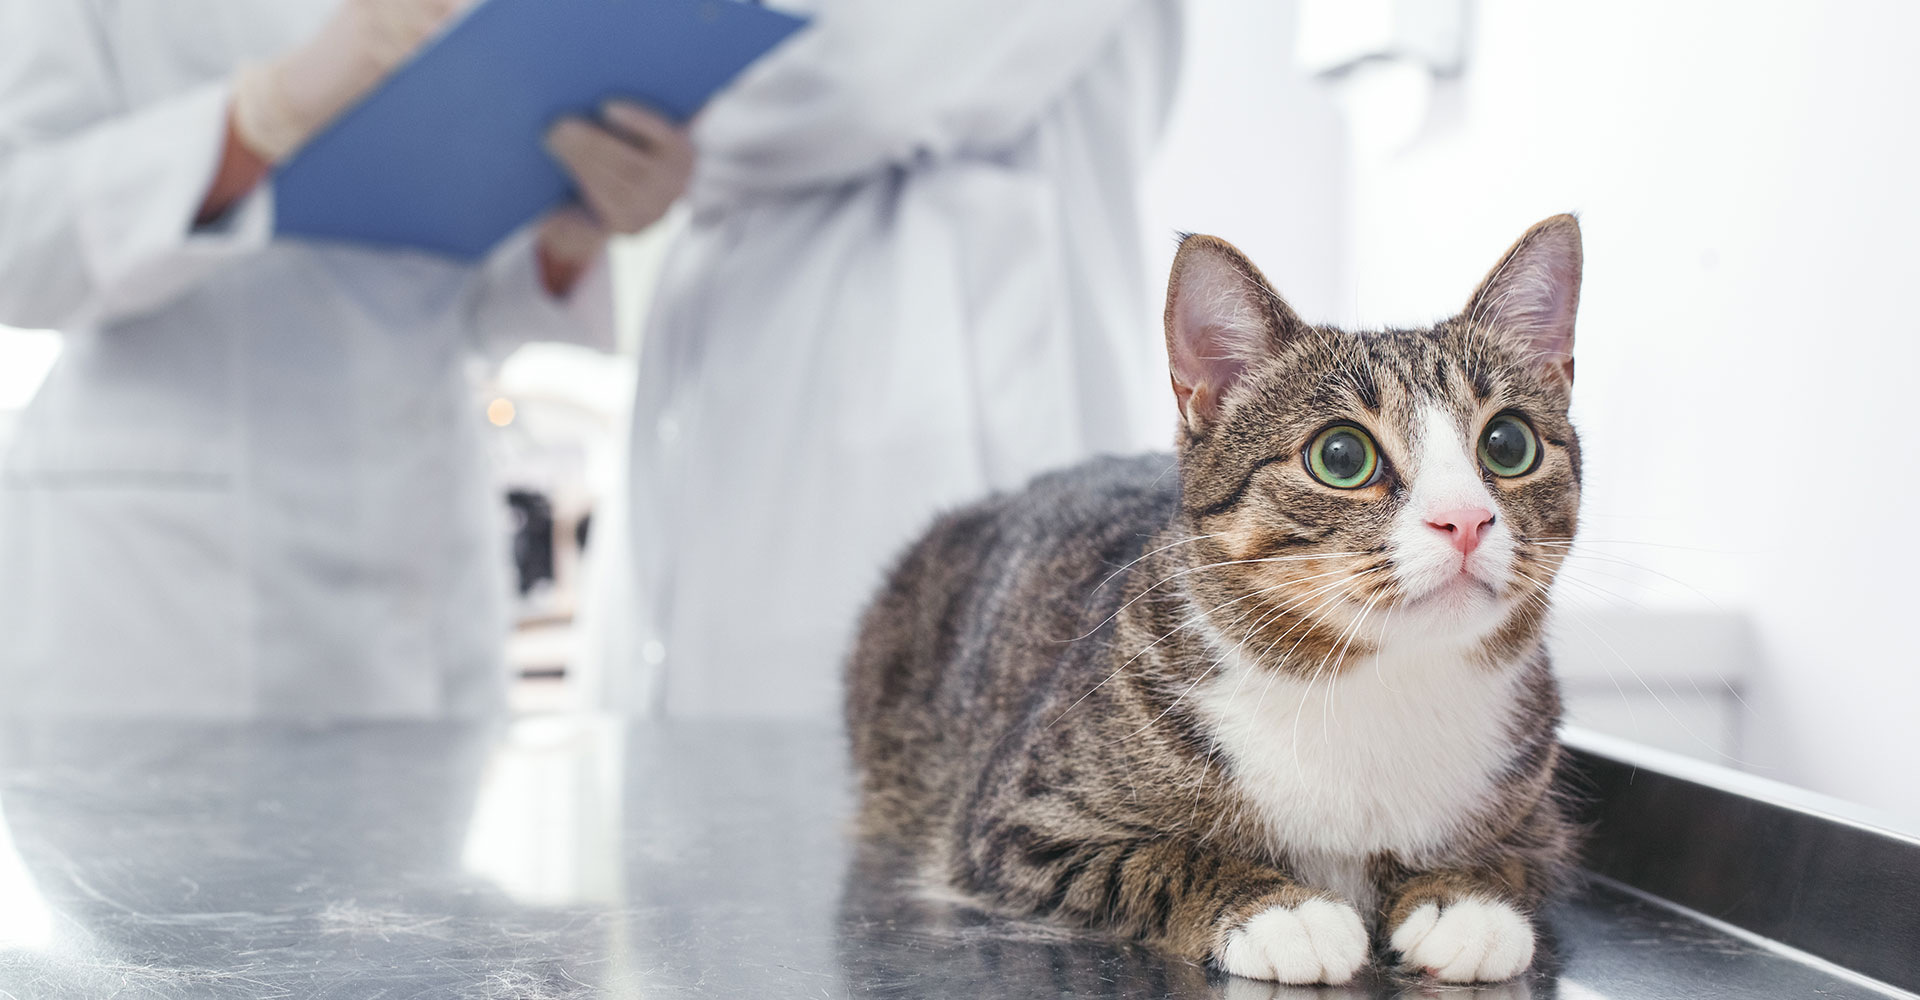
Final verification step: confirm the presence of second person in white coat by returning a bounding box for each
[620,0,1184,716]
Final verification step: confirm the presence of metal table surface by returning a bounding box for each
[0,718,1901,999]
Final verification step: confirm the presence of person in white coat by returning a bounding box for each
[619,0,1183,716]
[0,0,692,717]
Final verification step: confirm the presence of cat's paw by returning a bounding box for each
[1216,897,1369,984]
[1388,896,1535,982]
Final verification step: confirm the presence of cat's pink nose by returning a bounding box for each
[1427,506,1495,557]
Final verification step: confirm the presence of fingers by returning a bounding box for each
[600,100,696,195]
[545,120,660,233]
[538,204,609,264]
[552,100,688,160]
[544,107,694,235]
[600,101,679,149]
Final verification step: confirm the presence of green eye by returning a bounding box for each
[1479,414,1540,477]
[1307,425,1380,488]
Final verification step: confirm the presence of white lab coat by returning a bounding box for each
[621,0,1182,716]
[0,1,611,717]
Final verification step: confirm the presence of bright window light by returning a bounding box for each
[0,327,61,412]
[0,798,55,950]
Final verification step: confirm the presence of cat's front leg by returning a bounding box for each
[958,830,1368,984]
[1210,885,1370,985]
[1381,871,1537,983]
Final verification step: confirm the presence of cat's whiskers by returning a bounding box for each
[1528,564,1758,760]
[1186,576,1369,825]
[1200,575,1356,678]
[1504,566,1632,709]
[1521,536,1733,553]
[1160,567,1355,659]
[1513,588,1620,746]
[1176,600,1299,826]
[1086,531,1229,599]
[1211,568,1379,678]
[1528,567,1760,745]
[1088,560,1365,695]
[1305,588,1387,756]
[1223,564,1372,649]
[1274,583,1382,779]
[1208,571,1372,697]
[1541,557,1678,601]
[1253,561,1395,674]
[1363,594,1406,695]
[1517,544,1730,611]
[1514,558,1753,736]
[1110,572,1370,798]
[1345,558,1402,603]
[1061,552,1372,644]
[1508,566,1756,768]
[1045,571,1345,731]
[1228,581,1367,783]
[1098,571,1366,748]
[1232,570,1376,672]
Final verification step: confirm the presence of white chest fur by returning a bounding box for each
[1192,625,1522,913]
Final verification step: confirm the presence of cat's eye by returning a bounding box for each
[1479,414,1540,477]
[1306,425,1380,489]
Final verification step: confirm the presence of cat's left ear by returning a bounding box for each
[1463,214,1583,384]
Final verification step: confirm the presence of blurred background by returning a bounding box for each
[3,0,1914,829]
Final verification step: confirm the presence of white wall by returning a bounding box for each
[1146,1,1920,826]
[1140,0,1350,331]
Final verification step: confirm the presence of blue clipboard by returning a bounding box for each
[273,0,807,260]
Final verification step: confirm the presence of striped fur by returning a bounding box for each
[847,217,1586,984]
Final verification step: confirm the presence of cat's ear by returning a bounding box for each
[1164,234,1305,434]
[1463,214,1583,384]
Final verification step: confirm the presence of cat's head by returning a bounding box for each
[1162,215,1582,671]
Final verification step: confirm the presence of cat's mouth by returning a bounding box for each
[1398,569,1499,612]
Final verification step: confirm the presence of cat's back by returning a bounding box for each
[987,451,1183,567]
[845,453,1179,833]
[857,451,1181,644]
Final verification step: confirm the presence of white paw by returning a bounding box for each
[1389,896,1535,982]
[1217,897,1369,985]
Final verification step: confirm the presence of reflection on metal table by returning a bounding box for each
[0,719,1911,998]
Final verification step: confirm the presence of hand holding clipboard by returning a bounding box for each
[273,0,807,259]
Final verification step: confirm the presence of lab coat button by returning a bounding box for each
[656,415,680,445]
[642,640,667,665]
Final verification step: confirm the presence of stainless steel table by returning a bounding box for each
[0,718,1905,999]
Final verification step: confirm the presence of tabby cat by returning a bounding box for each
[847,216,1584,984]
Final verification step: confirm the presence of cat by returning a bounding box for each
[845,215,1585,985]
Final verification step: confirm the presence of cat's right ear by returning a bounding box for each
[1462,214,1583,385]
[1163,234,1303,435]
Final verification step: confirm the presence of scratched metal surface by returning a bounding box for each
[0,718,1899,999]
